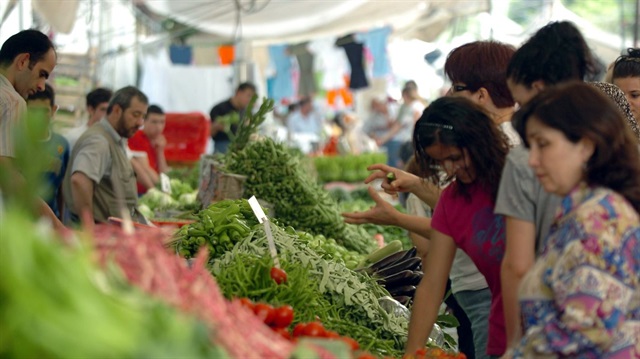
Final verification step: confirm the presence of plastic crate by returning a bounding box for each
[164,112,210,163]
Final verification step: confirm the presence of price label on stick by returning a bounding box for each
[248,196,280,268]
[160,173,171,194]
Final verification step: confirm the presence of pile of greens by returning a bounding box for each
[314,153,387,183]
[224,138,377,254]
[211,222,408,357]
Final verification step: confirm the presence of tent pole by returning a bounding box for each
[634,0,639,47]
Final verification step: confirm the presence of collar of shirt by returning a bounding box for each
[98,117,125,147]
[557,182,596,220]
[0,73,24,103]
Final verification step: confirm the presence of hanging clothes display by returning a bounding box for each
[169,44,192,65]
[356,25,392,78]
[267,44,295,102]
[287,42,317,97]
[336,34,369,90]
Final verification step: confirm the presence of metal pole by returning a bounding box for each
[634,0,639,47]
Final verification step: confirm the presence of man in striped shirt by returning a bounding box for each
[0,29,63,230]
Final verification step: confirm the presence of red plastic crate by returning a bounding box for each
[163,112,210,163]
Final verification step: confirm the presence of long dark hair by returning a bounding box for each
[514,81,640,212]
[413,97,509,201]
[507,21,599,87]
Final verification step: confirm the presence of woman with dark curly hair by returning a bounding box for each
[344,96,510,357]
[612,48,640,121]
[508,81,640,358]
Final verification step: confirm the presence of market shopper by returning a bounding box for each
[64,87,113,150]
[508,81,640,358]
[63,86,148,225]
[26,83,69,220]
[445,41,519,146]
[128,104,168,194]
[0,29,64,230]
[612,48,640,121]
[375,87,425,168]
[209,82,256,154]
[343,96,509,357]
[496,21,640,353]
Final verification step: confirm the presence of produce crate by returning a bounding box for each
[164,112,210,165]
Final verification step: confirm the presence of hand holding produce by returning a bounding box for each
[342,187,402,226]
[364,163,421,196]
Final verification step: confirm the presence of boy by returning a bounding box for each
[26,83,69,220]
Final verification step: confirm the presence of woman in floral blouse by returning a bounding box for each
[509,81,640,358]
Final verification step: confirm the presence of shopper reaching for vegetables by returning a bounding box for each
[343,96,509,357]
[363,163,441,209]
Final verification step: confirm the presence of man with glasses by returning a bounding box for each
[63,86,148,225]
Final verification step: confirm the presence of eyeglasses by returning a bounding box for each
[451,84,469,93]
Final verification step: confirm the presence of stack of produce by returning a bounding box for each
[174,199,363,267]
[358,245,423,306]
[212,221,409,357]
[92,223,295,359]
[174,199,258,258]
[314,153,387,183]
[224,138,377,254]
[337,197,413,250]
[0,210,228,359]
[137,177,199,218]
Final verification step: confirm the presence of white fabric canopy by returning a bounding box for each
[142,0,488,44]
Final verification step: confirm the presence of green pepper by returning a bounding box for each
[213,222,250,236]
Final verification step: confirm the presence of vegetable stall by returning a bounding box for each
[0,96,466,359]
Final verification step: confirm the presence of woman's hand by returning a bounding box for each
[341,186,400,226]
[364,163,421,196]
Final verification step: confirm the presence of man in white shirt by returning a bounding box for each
[0,29,63,230]
[286,97,324,153]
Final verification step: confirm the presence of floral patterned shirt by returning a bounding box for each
[515,184,640,358]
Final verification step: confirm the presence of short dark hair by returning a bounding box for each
[27,83,55,107]
[514,81,640,212]
[236,82,256,93]
[147,104,164,115]
[613,48,640,79]
[507,21,598,87]
[413,96,509,201]
[86,88,112,109]
[445,41,516,108]
[107,86,148,115]
[0,29,56,68]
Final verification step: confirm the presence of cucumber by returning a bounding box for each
[362,240,403,266]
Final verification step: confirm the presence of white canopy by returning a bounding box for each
[142,0,489,44]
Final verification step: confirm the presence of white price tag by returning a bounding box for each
[160,173,171,194]
[248,196,280,268]
[248,196,268,223]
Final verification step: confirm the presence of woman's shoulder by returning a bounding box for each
[575,187,639,238]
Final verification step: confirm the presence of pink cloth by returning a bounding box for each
[431,181,507,356]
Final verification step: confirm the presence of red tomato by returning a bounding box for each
[274,327,292,340]
[302,321,326,337]
[253,303,275,326]
[272,305,294,328]
[270,267,288,284]
[339,336,359,351]
[415,348,427,356]
[325,330,340,339]
[239,298,254,311]
[292,323,307,338]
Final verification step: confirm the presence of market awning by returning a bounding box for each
[142,0,489,44]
